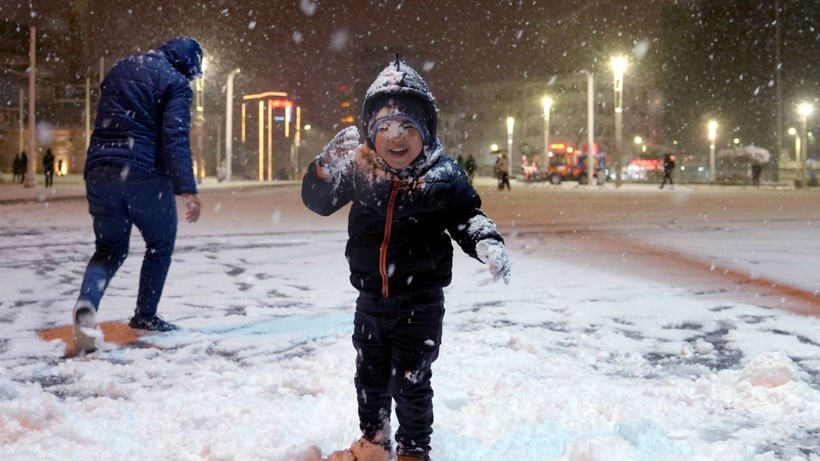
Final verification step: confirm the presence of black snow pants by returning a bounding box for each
[352,288,444,458]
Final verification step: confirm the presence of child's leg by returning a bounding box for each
[353,292,394,445]
[389,289,444,458]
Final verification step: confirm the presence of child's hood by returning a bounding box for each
[362,57,437,131]
[361,57,441,179]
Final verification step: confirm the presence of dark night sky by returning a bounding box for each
[1,0,670,129]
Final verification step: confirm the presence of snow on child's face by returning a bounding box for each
[372,108,424,170]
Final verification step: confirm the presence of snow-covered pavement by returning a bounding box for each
[1,180,819,461]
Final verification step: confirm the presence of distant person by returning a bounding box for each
[751,163,762,187]
[12,153,21,182]
[660,153,675,189]
[19,151,27,183]
[43,148,55,188]
[72,37,204,353]
[302,58,510,461]
[497,152,511,190]
[465,153,477,184]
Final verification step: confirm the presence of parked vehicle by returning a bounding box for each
[546,143,608,185]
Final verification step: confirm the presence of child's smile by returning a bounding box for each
[373,115,424,170]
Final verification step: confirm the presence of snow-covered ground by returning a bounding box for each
[1,180,819,461]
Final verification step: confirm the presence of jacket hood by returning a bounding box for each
[158,37,203,80]
[362,57,437,148]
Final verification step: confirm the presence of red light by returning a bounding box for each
[269,99,294,108]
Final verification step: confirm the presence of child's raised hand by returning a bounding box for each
[476,239,511,284]
[317,126,360,177]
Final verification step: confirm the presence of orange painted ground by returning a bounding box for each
[37,321,155,357]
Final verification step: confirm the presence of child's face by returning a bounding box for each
[372,112,424,170]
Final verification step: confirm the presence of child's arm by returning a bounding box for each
[447,199,511,284]
[301,126,359,216]
[476,238,511,284]
[315,126,360,181]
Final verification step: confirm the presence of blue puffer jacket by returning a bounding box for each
[85,37,202,194]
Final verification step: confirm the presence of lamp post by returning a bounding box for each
[193,57,207,184]
[611,56,627,188]
[586,71,595,186]
[542,96,552,167]
[634,136,645,156]
[798,102,814,186]
[788,127,800,163]
[224,68,240,182]
[506,116,514,178]
[708,119,718,183]
[25,26,37,188]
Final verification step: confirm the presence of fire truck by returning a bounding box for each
[546,143,608,185]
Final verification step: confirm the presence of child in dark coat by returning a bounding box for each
[302,58,511,461]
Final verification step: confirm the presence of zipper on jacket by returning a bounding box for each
[379,180,401,297]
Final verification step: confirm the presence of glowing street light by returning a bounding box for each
[708,119,718,183]
[506,116,515,177]
[611,56,627,187]
[224,68,240,182]
[798,102,814,186]
[633,135,646,154]
[788,127,800,164]
[542,96,552,166]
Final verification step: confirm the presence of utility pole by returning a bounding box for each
[25,26,37,188]
[774,0,782,181]
[587,72,595,187]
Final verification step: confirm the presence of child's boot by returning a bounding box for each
[397,456,429,461]
[72,300,100,353]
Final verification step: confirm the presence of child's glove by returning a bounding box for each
[317,126,360,177]
[476,239,511,284]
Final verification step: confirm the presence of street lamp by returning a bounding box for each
[193,57,207,183]
[708,119,718,183]
[506,116,514,178]
[25,26,37,188]
[611,56,627,187]
[798,102,814,186]
[788,127,800,164]
[542,96,552,167]
[634,135,645,155]
[225,68,240,182]
[586,71,595,186]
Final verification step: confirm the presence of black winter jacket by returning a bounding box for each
[84,37,202,195]
[302,144,504,297]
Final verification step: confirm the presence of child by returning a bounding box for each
[301,57,511,461]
